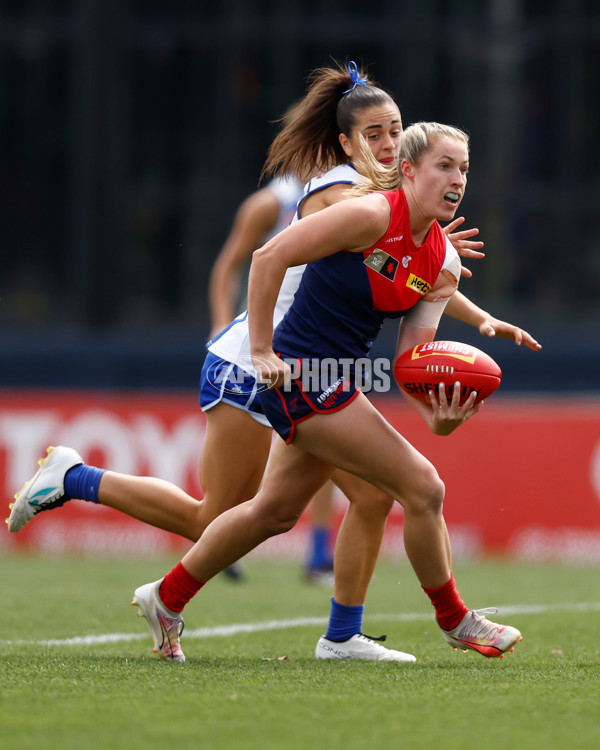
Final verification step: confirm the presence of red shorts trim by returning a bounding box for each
[257,357,361,444]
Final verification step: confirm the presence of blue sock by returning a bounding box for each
[64,464,105,504]
[307,526,333,570]
[325,597,364,642]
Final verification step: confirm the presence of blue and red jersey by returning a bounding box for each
[273,189,447,365]
[260,188,449,443]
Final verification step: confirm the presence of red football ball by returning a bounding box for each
[394,340,502,406]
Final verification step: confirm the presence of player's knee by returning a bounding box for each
[402,466,445,516]
[188,504,221,542]
[252,502,300,536]
[263,513,299,536]
[369,487,395,517]
[421,473,445,515]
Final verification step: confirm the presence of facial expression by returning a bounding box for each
[403,135,469,222]
[339,104,403,168]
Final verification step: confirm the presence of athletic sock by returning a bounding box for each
[307,526,333,570]
[64,464,105,503]
[422,572,469,631]
[159,561,205,613]
[324,597,364,642]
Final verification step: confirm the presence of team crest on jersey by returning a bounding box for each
[364,249,399,281]
[406,273,431,296]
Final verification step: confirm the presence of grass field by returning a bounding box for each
[1,552,599,750]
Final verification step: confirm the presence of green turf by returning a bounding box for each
[1,553,598,750]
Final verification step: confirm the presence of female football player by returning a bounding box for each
[123,120,525,663]
[9,63,538,663]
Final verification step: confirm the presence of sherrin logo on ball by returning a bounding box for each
[394,341,502,406]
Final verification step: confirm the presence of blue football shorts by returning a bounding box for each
[199,351,271,427]
[258,354,360,444]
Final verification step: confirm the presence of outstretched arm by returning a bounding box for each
[444,292,542,351]
[208,187,280,337]
[249,193,390,388]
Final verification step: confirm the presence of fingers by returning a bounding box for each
[254,355,290,390]
[443,216,466,234]
[450,381,462,409]
[428,381,481,435]
[461,389,478,413]
[428,383,446,416]
[456,246,485,257]
[519,331,542,351]
[451,230,482,243]
[428,381,457,413]
[525,340,543,351]
[486,320,542,351]
[479,323,496,338]
[433,382,479,414]
[427,389,439,410]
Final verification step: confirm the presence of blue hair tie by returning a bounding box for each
[342,61,368,94]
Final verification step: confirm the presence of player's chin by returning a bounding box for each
[439,201,460,220]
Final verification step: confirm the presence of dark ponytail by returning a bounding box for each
[261,60,395,182]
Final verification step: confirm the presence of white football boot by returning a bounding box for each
[6,445,83,532]
[316,633,417,662]
[132,579,186,662]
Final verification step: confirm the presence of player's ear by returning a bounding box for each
[339,132,353,158]
[400,159,415,180]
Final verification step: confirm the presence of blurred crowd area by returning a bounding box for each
[0,0,599,391]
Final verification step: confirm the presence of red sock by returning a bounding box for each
[159,561,205,613]
[422,573,469,631]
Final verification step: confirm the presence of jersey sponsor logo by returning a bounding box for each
[402,255,412,268]
[406,273,431,295]
[364,249,399,281]
[384,235,404,243]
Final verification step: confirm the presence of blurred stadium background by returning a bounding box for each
[0,1,599,560]
[1,0,599,390]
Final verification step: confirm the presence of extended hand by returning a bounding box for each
[478,316,542,352]
[444,216,485,279]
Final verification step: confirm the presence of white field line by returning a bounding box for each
[2,602,600,648]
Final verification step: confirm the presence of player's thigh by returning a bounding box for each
[251,437,336,529]
[201,403,273,515]
[294,393,440,502]
[331,468,395,516]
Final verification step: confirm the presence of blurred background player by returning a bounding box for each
[207,174,335,582]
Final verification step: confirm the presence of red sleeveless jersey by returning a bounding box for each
[274,189,447,362]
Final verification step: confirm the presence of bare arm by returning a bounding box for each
[299,182,355,217]
[444,292,542,351]
[248,194,390,386]
[210,181,354,340]
[208,187,280,337]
